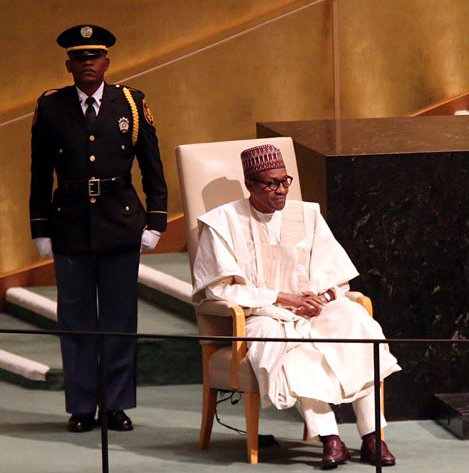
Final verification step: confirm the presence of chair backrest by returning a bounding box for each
[176,137,302,282]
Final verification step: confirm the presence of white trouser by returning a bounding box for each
[299,389,387,438]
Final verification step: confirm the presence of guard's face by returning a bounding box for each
[246,167,290,213]
[66,53,109,89]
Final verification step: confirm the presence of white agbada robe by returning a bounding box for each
[193,199,400,410]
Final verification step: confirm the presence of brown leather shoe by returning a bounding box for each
[320,435,350,470]
[360,433,396,466]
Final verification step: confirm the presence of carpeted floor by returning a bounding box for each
[0,381,467,473]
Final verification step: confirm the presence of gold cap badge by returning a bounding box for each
[80,26,93,38]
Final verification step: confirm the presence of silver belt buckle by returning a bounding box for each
[88,177,101,197]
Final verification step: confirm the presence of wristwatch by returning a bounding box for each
[322,291,332,302]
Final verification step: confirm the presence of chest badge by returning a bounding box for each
[118,117,130,133]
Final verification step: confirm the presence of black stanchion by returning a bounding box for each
[373,342,382,473]
[98,334,109,473]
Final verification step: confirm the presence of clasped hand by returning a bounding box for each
[276,291,328,317]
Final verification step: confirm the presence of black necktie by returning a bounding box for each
[85,96,96,126]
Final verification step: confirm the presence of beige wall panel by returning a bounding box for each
[338,0,469,117]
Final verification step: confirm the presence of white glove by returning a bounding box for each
[140,229,161,252]
[35,237,53,258]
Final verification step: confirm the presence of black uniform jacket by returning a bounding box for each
[29,83,167,255]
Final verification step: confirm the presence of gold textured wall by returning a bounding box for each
[337,0,469,118]
[2,0,469,273]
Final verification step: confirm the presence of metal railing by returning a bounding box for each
[1,327,468,473]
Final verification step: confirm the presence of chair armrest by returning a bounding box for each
[197,299,245,317]
[345,291,373,317]
[197,299,247,390]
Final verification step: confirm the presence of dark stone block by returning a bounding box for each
[434,393,469,439]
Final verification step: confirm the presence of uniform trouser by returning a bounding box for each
[54,250,140,415]
[300,389,387,438]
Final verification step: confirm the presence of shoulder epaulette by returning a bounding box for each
[114,84,142,94]
[41,89,59,97]
[127,86,142,94]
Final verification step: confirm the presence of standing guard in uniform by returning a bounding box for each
[29,24,167,432]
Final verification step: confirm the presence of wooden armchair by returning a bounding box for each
[175,137,376,464]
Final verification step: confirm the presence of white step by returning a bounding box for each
[138,264,193,305]
[1,260,197,388]
[5,263,193,323]
[0,349,50,381]
[5,287,57,321]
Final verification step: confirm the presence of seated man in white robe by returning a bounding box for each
[192,144,401,469]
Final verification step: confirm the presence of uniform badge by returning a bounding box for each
[81,26,93,38]
[143,99,154,125]
[118,117,130,133]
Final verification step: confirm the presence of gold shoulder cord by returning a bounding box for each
[123,87,139,146]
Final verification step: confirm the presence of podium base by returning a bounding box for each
[434,393,469,439]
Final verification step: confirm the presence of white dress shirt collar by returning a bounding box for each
[76,81,104,115]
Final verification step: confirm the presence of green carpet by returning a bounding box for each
[0,381,467,473]
[141,253,192,283]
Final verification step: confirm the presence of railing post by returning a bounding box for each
[98,334,109,473]
[373,341,382,473]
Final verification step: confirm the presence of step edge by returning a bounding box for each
[138,264,193,305]
[5,287,57,321]
[0,348,50,381]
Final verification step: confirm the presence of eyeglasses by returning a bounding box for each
[248,175,293,191]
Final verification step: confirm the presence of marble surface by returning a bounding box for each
[258,118,469,421]
[434,393,469,439]
[258,116,469,156]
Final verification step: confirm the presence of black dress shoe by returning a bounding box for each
[360,433,396,466]
[68,413,96,433]
[103,410,133,431]
[320,435,350,470]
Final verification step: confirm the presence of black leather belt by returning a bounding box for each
[60,176,130,197]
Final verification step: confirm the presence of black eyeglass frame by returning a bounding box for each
[247,175,294,191]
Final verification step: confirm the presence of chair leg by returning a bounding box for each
[200,385,217,450]
[244,392,260,464]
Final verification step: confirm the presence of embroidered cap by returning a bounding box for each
[241,144,285,177]
[57,24,116,58]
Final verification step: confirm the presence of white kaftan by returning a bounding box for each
[192,199,400,410]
